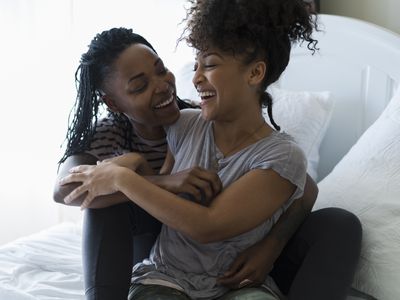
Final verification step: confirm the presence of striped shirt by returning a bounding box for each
[85,113,167,173]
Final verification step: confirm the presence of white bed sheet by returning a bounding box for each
[0,222,84,300]
[0,222,375,300]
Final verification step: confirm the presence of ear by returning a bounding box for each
[248,61,266,86]
[102,95,120,113]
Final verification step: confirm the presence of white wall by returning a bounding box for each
[0,0,74,246]
[0,0,191,246]
[321,0,400,34]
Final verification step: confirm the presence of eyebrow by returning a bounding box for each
[202,52,223,59]
[127,58,162,83]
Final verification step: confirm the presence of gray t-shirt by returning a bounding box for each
[132,109,307,299]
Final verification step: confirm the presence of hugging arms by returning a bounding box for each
[54,1,361,298]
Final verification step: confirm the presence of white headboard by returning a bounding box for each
[279,14,400,181]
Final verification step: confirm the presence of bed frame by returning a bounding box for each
[279,14,400,181]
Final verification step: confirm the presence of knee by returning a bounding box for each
[320,208,363,254]
[331,208,362,239]
[311,207,362,244]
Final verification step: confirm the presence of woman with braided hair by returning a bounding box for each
[56,1,361,298]
[54,27,312,299]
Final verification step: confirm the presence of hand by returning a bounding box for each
[156,167,222,206]
[102,152,152,174]
[59,161,127,209]
[217,238,279,289]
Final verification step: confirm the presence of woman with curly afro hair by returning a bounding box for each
[61,1,361,299]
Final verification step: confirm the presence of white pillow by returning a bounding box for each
[314,87,400,300]
[265,86,333,180]
[175,62,334,181]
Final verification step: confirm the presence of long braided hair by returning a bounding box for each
[181,0,319,131]
[59,28,190,165]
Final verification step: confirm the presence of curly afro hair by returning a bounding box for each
[181,0,319,130]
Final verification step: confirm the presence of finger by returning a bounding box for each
[193,169,222,196]
[69,164,92,173]
[190,177,213,201]
[218,265,252,288]
[238,279,254,288]
[185,186,202,203]
[220,255,245,278]
[64,185,88,204]
[80,193,93,210]
[59,173,84,185]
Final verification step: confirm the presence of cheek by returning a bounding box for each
[120,96,152,121]
[167,70,176,83]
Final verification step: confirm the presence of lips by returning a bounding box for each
[154,94,174,109]
[198,90,216,99]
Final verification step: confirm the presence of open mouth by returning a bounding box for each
[154,94,174,109]
[198,91,216,101]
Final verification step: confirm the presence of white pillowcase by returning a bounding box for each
[314,87,400,300]
[265,86,333,180]
[175,62,334,181]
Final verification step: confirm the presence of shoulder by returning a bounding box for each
[259,131,305,160]
[93,113,126,136]
[249,131,307,180]
[166,108,203,133]
[178,108,202,122]
[85,113,133,160]
[165,108,205,155]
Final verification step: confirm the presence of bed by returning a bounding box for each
[1,14,399,300]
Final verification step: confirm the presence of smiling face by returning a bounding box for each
[102,43,180,137]
[192,49,261,122]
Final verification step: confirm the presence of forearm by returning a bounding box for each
[258,174,318,254]
[144,175,170,190]
[54,182,129,208]
[116,168,295,243]
[261,198,309,256]
[118,169,212,241]
[53,153,130,208]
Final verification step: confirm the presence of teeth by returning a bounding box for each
[155,95,173,109]
[198,91,216,98]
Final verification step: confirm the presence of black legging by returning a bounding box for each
[83,205,361,300]
[82,202,161,300]
[270,207,362,300]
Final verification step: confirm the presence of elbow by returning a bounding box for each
[302,174,319,212]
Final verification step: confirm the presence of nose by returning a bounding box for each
[154,79,169,94]
[192,66,204,88]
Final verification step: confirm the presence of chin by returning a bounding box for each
[200,109,215,122]
[164,109,181,125]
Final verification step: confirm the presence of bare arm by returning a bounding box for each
[55,152,221,208]
[61,163,296,243]
[218,173,318,287]
[259,173,318,252]
[53,154,130,208]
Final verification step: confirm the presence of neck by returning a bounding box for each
[213,111,271,157]
[131,122,166,140]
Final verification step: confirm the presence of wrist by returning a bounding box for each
[146,175,167,189]
[115,167,135,194]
